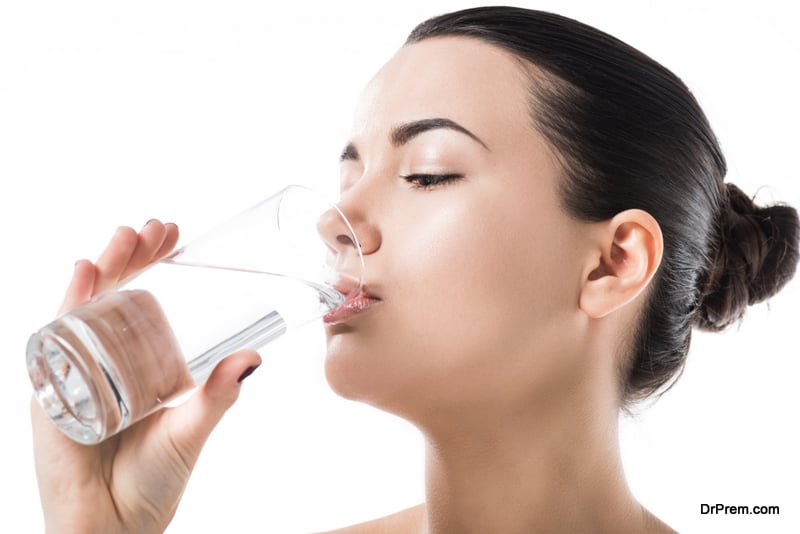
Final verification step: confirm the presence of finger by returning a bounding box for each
[153,222,180,260]
[119,220,169,280]
[93,226,139,293]
[58,259,97,314]
[164,350,262,463]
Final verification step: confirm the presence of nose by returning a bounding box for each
[316,203,381,257]
[317,204,377,290]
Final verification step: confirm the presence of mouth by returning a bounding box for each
[323,281,382,325]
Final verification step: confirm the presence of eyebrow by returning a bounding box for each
[339,117,489,162]
[392,118,489,150]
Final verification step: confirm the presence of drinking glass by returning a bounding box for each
[26,185,364,444]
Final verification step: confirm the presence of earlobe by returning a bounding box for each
[579,209,663,319]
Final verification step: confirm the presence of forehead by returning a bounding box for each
[351,36,532,143]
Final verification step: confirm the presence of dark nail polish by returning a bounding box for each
[237,365,260,383]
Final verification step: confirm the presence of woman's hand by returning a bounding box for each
[31,220,262,534]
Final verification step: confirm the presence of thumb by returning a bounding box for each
[164,350,262,464]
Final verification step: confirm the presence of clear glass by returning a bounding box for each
[26,185,364,444]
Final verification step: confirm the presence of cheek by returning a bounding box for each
[325,200,508,397]
[388,199,494,292]
[386,195,572,358]
[325,190,583,408]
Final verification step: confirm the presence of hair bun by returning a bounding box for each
[696,183,799,331]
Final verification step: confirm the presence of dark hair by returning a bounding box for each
[407,6,799,404]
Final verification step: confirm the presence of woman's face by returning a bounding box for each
[325,37,596,422]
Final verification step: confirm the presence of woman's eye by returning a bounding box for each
[401,173,464,190]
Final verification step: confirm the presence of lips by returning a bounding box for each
[323,281,381,325]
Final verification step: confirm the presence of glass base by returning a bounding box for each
[26,324,115,444]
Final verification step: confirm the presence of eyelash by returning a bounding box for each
[400,173,464,190]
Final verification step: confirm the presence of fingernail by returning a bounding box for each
[237,365,260,383]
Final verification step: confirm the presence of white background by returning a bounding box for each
[1,1,797,533]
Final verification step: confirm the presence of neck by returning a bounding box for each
[417,384,657,533]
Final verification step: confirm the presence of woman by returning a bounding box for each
[30,7,798,533]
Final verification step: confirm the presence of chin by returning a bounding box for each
[322,333,412,415]
[323,332,370,402]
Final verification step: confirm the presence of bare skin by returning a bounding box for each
[32,38,680,533]
[320,37,676,533]
[321,505,426,534]
[331,503,675,534]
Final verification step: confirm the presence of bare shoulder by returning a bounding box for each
[641,507,679,534]
[317,504,426,534]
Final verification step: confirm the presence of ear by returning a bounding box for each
[579,209,663,319]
